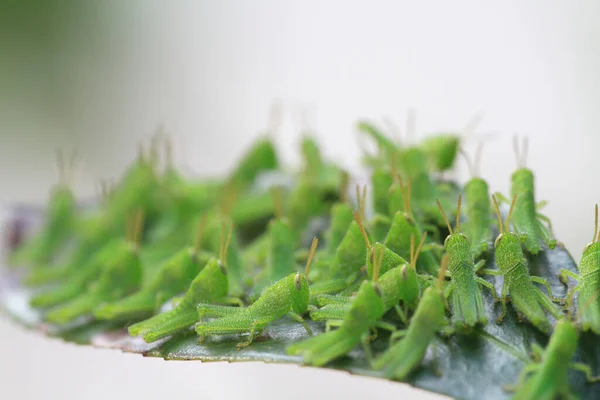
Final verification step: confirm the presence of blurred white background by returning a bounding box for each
[1,1,599,399]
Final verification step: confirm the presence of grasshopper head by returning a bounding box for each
[290,273,310,314]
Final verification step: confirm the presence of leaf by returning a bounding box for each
[4,243,599,400]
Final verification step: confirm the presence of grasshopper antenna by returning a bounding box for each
[355,184,367,221]
[455,194,462,233]
[193,215,208,253]
[353,209,371,249]
[473,142,484,177]
[372,246,384,282]
[513,136,529,168]
[271,186,284,220]
[491,195,504,235]
[413,232,427,269]
[267,100,283,137]
[437,254,449,291]
[219,220,233,264]
[593,204,599,243]
[340,171,350,204]
[305,237,319,276]
[410,234,415,270]
[505,194,519,232]
[436,199,453,235]
[462,113,483,140]
[382,115,402,146]
[132,209,145,248]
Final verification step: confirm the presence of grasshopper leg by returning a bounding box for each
[532,286,562,320]
[570,362,600,382]
[375,320,397,333]
[497,282,509,324]
[389,329,407,345]
[559,269,579,286]
[530,276,563,304]
[530,342,544,362]
[288,311,312,336]
[325,320,343,332]
[394,305,408,325]
[236,318,270,349]
[503,363,540,392]
[474,259,486,273]
[476,277,499,300]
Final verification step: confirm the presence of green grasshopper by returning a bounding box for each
[508,295,600,399]
[496,137,555,254]
[420,113,482,173]
[29,238,125,309]
[45,211,145,324]
[227,104,280,190]
[128,223,240,343]
[460,143,492,258]
[371,252,449,380]
[11,150,77,267]
[437,195,497,329]
[311,233,428,325]
[559,204,600,334]
[479,195,561,333]
[249,192,297,297]
[287,246,394,366]
[94,217,213,321]
[194,238,318,349]
[308,194,369,296]
[383,172,441,275]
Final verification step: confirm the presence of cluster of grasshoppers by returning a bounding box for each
[8,108,600,399]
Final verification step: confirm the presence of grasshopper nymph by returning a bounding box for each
[479,195,562,333]
[496,137,555,254]
[194,237,318,349]
[288,246,393,366]
[508,294,600,399]
[437,195,497,328]
[559,204,600,334]
[372,253,449,380]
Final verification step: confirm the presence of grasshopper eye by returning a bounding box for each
[373,284,383,298]
[294,273,302,290]
[494,234,504,248]
[405,214,416,226]
[585,242,594,249]
[443,235,450,248]
[218,261,227,275]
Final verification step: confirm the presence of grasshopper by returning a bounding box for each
[308,190,369,296]
[437,195,497,328]
[12,149,77,267]
[194,238,318,349]
[496,137,555,254]
[384,172,441,275]
[371,253,449,380]
[508,295,600,399]
[29,238,124,309]
[94,217,213,321]
[460,143,492,258]
[420,113,482,173]
[45,211,145,324]
[287,246,394,366]
[479,195,562,333]
[311,234,429,325]
[128,222,240,342]
[559,204,600,334]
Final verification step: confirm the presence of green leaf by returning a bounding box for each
[4,245,598,400]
